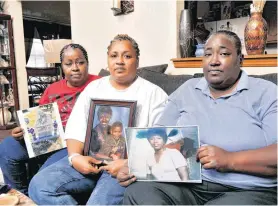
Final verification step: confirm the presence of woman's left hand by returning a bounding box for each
[197,145,233,172]
[100,159,127,177]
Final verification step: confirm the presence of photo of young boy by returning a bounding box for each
[90,121,126,163]
[85,100,137,162]
[99,121,126,160]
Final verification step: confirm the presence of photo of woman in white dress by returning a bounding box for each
[125,126,201,183]
[145,128,188,181]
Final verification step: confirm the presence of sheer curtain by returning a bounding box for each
[26,28,47,68]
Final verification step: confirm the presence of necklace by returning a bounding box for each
[112,137,121,146]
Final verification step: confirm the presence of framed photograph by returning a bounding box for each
[125,126,201,183]
[84,99,137,163]
[17,102,65,158]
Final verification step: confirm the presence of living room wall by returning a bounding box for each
[70,0,184,75]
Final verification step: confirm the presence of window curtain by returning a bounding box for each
[23,19,71,64]
[23,20,35,63]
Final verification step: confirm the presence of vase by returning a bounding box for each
[6,87,14,106]
[179,9,193,58]
[0,107,12,126]
[195,44,205,57]
[244,12,268,55]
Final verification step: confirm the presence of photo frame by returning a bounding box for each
[125,126,201,183]
[84,99,137,163]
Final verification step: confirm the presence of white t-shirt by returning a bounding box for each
[65,76,168,142]
[147,148,187,181]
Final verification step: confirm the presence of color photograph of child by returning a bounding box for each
[89,105,131,162]
[98,121,126,160]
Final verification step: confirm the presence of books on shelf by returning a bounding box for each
[125,126,201,183]
[17,102,65,158]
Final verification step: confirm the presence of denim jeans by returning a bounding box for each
[28,156,126,205]
[0,136,68,195]
[87,171,126,205]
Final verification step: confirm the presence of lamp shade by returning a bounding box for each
[43,39,72,63]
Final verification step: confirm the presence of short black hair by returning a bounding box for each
[147,128,168,143]
[111,121,123,130]
[60,43,89,63]
[107,34,140,60]
[97,106,112,118]
[207,30,242,56]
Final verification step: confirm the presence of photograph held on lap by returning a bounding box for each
[17,102,65,158]
[83,99,137,164]
[125,126,201,183]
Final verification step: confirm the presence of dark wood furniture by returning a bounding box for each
[26,67,61,107]
[0,14,19,130]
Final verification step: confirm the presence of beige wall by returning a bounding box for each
[4,1,29,109]
[70,0,184,75]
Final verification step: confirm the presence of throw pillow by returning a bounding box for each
[98,64,168,77]
[193,73,204,78]
[137,64,168,74]
[98,69,110,77]
[139,69,193,95]
[250,73,277,85]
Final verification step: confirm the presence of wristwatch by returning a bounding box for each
[68,153,81,166]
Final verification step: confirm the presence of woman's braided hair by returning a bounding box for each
[60,43,89,63]
[107,34,140,60]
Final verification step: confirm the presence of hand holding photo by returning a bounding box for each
[17,102,65,158]
[125,126,201,183]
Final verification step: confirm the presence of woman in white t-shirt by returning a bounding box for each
[28,34,168,205]
[145,128,188,181]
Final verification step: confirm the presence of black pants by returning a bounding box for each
[124,180,277,205]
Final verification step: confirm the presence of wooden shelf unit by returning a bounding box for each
[171,54,278,68]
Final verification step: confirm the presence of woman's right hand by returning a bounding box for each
[11,127,24,141]
[72,155,102,175]
[117,162,136,187]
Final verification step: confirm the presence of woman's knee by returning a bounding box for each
[0,137,28,161]
[29,157,91,196]
[124,182,153,204]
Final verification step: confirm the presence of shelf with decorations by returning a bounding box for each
[175,1,277,69]
[0,13,19,130]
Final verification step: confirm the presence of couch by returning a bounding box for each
[25,64,276,203]
[98,64,277,94]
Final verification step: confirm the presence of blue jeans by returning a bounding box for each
[0,137,68,195]
[28,156,126,205]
